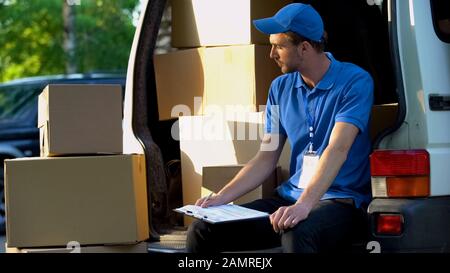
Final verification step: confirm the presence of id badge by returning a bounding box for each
[297,152,320,189]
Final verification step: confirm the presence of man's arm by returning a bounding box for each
[197,133,287,207]
[270,122,359,232]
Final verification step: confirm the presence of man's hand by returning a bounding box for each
[269,202,312,233]
[195,193,225,208]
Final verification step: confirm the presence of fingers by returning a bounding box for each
[282,215,293,229]
[285,216,299,229]
[200,198,212,208]
[195,197,210,207]
[277,209,291,231]
[194,197,205,206]
[270,207,302,234]
[270,207,286,233]
[290,218,299,228]
[196,194,220,208]
[269,211,277,232]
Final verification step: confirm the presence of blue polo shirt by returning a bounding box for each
[265,53,374,208]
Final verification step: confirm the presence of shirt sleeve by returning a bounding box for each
[335,71,374,133]
[264,81,287,136]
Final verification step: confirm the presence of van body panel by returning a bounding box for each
[368,197,450,252]
[391,0,450,196]
[428,147,450,195]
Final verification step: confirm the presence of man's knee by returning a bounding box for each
[186,220,212,253]
[281,224,319,253]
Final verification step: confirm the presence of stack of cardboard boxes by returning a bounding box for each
[154,0,292,225]
[4,84,149,253]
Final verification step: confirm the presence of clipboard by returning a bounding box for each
[174,204,269,224]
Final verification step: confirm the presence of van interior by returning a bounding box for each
[144,0,399,252]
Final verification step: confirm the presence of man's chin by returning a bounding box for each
[281,67,294,74]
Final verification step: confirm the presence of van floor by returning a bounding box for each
[147,228,366,253]
[148,228,188,253]
[147,227,285,253]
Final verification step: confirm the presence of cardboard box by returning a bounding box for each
[171,0,291,47]
[370,103,398,142]
[38,84,123,156]
[4,154,149,248]
[179,112,291,225]
[154,45,281,120]
[6,242,148,253]
[154,48,205,119]
[202,165,281,205]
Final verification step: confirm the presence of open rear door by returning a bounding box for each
[123,0,168,241]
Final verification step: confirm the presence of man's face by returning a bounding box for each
[269,33,302,74]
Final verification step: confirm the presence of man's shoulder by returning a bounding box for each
[271,72,297,90]
[338,61,373,82]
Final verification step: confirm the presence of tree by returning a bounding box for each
[63,0,76,74]
[0,0,139,82]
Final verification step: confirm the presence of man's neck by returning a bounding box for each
[300,53,331,89]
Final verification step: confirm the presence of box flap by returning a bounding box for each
[37,86,49,128]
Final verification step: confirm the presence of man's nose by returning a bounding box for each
[269,46,277,59]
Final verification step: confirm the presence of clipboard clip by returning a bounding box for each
[186,210,208,219]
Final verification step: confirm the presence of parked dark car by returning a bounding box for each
[0,73,126,234]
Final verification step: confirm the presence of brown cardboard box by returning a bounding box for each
[171,0,291,47]
[203,165,281,205]
[4,154,149,248]
[154,45,281,120]
[154,48,205,119]
[38,84,123,156]
[179,112,291,225]
[5,242,148,253]
[370,103,398,142]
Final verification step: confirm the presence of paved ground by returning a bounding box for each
[1,235,5,253]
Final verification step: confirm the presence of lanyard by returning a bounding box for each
[301,88,318,153]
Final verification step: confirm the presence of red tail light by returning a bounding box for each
[376,214,403,235]
[370,150,430,198]
[370,150,430,176]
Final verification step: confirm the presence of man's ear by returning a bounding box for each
[297,41,309,55]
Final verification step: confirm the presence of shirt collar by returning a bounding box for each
[294,52,339,91]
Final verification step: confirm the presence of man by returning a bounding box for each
[186,3,373,253]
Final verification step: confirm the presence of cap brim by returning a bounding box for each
[253,17,287,35]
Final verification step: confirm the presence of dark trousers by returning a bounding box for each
[186,194,367,253]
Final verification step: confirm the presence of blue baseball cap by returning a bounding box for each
[253,3,324,42]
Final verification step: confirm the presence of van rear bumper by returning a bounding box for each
[368,197,450,253]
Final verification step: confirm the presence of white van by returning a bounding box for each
[124,0,450,252]
[367,0,450,252]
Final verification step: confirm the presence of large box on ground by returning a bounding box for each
[6,242,148,253]
[4,154,148,248]
[154,45,281,120]
[38,84,123,156]
[171,0,290,47]
[178,112,291,225]
[202,165,281,205]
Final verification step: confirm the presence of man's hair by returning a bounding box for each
[284,31,327,52]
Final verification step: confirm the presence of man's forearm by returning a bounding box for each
[217,151,280,204]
